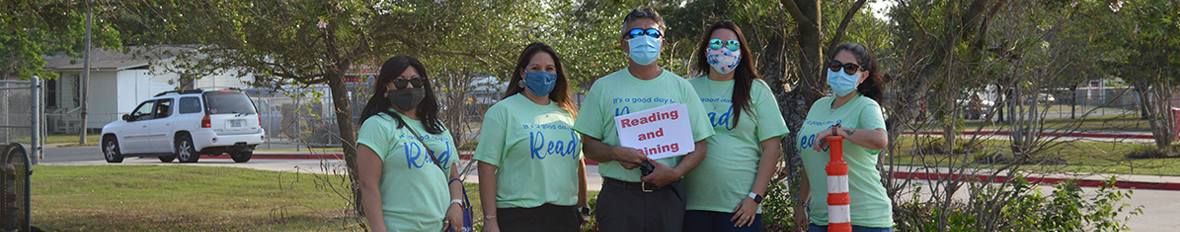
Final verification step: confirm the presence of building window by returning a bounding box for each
[46,78,57,108]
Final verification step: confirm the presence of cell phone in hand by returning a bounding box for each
[615,159,654,176]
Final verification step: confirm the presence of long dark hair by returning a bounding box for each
[831,43,885,103]
[503,42,578,118]
[359,55,445,134]
[692,20,759,128]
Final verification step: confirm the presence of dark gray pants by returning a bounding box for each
[498,203,581,232]
[597,178,686,232]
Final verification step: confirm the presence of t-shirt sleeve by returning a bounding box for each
[473,105,507,167]
[859,101,887,132]
[683,81,716,142]
[859,101,887,155]
[441,131,459,167]
[356,116,392,161]
[573,86,605,140]
[753,80,790,142]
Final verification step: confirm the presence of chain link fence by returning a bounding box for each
[0,78,41,164]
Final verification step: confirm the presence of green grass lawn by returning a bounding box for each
[10,133,101,145]
[32,165,356,231]
[887,135,1180,176]
[962,113,1155,132]
[29,165,600,231]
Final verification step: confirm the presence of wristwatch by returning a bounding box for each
[748,192,764,204]
[577,206,593,216]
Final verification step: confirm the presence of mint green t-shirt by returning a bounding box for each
[356,110,459,231]
[573,69,715,182]
[682,77,790,214]
[797,94,892,227]
[473,94,582,208]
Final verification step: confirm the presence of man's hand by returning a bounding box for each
[611,146,647,170]
[639,161,680,186]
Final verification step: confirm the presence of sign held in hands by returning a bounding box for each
[614,103,694,160]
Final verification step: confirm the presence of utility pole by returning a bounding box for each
[79,1,91,144]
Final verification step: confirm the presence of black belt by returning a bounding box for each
[604,178,678,193]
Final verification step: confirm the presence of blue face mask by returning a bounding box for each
[827,68,861,96]
[524,71,557,97]
[627,35,661,65]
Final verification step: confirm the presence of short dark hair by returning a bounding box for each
[621,7,667,39]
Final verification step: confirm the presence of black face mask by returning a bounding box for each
[387,88,426,111]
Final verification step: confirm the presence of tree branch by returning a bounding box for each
[781,0,816,29]
[826,0,869,53]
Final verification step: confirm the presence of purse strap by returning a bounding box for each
[405,125,445,171]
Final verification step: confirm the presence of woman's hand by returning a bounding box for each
[812,126,837,152]
[444,203,464,232]
[731,197,759,228]
[793,205,809,232]
[481,219,500,232]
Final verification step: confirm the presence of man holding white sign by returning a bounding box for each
[573,7,715,232]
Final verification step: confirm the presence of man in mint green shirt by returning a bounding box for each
[573,7,714,232]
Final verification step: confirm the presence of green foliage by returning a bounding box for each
[759,181,800,231]
[1,0,123,80]
[897,175,1142,232]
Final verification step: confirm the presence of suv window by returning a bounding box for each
[131,100,156,120]
[204,91,257,115]
[179,97,202,114]
[155,99,173,118]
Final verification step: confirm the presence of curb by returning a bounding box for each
[203,153,344,160]
[901,129,1151,138]
[229,152,605,165]
[892,171,1180,191]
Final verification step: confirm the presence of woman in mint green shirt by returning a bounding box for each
[795,43,893,232]
[682,20,790,232]
[356,55,465,232]
[474,42,588,232]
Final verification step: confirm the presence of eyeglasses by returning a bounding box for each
[390,76,426,89]
[628,28,662,39]
[709,39,740,51]
[829,60,862,75]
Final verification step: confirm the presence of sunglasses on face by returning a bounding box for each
[390,76,426,89]
[628,28,663,39]
[829,60,862,75]
[709,39,740,51]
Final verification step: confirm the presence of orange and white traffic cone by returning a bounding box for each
[826,135,851,232]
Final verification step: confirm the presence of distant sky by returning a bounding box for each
[867,0,895,22]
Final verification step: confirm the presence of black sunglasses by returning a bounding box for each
[829,60,862,75]
[628,28,663,39]
[390,76,426,89]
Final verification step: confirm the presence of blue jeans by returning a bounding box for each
[809,224,892,232]
[683,210,762,232]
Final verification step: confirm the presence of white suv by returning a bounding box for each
[101,89,265,163]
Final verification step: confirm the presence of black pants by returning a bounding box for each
[597,178,686,232]
[498,203,581,232]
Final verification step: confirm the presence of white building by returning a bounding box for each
[41,46,255,133]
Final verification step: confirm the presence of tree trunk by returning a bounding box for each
[1069,85,1078,119]
[325,66,361,215]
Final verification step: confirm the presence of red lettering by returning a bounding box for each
[670,110,678,120]
[621,118,633,128]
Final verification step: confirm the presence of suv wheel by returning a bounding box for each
[231,151,252,163]
[158,155,176,162]
[176,134,200,163]
[102,135,124,163]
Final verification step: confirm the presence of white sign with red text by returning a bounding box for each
[614,103,695,160]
